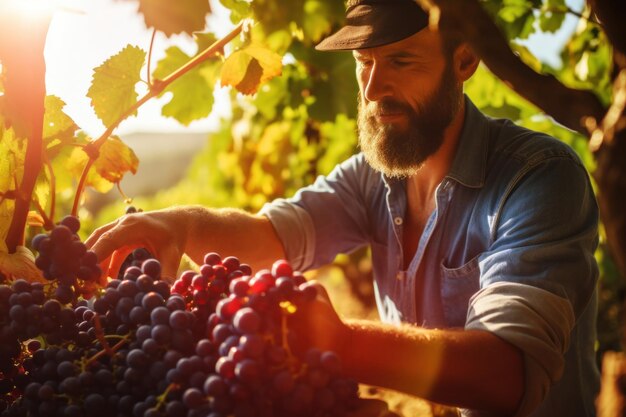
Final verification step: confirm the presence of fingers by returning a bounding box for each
[157,244,183,283]
[85,218,119,250]
[85,218,125,263]
[300,280,332,304]
[106,246,134,281]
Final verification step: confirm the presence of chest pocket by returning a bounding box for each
[440,257,481,327]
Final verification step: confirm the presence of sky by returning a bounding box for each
[42,0,584,137]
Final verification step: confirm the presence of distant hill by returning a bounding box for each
[85,131,208,213]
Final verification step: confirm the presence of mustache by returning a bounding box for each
[364,99,413,117]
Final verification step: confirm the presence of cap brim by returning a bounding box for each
[315,0,429,51]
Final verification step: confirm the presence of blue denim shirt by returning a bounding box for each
[261,98,599,417]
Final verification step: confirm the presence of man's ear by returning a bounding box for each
[454,43,480,82]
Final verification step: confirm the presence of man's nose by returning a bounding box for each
[363,63,393,102]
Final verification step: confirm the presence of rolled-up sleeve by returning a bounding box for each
[465,155,599,416]
[259,154,376,271]
[466,282,575,417]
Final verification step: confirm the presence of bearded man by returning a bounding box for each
[87,0,600,415]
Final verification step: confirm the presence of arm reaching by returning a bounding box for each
[85,205,285,281]
[294,282,524,415]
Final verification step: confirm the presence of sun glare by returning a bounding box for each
[0,0,57,19]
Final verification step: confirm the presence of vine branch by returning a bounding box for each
[71,20,247,216]
[4,13,51,253]
[147,28,157,87]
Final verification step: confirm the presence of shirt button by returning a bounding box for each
[394,217,403,225]
[396,272,404,280]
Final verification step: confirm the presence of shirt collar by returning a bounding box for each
[445,96,489,188]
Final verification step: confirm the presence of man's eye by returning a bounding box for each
[391,59,411,67]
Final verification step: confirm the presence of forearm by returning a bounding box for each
[180,205,286,271]
[339,320,524,414]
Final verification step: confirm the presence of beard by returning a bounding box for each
[357,61,463,179]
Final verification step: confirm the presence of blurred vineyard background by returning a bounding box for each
[33,0,622,413]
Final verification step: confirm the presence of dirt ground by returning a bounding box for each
[313,266,461,417]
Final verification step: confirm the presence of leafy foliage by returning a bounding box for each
[87,45,146,128]
[67,135,139,193]
[0,126,25,244]
[153,45,219,125]
[138,0,211,37]
[220,43,283,95]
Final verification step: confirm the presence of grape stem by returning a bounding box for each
[44,153,57,229]
[93,314,113,355]
[147,28,157,88]
[156,382,180,409]
[280,306,301,374]
[32,198,54,231]
[71,20,247,217]
[84,333,131,368]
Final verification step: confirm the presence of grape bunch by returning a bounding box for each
[178,257,360,417]
[1,237,362,416]
[0,279,81,414]
[31,215,102,303]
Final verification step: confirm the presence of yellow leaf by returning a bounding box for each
[0,245,45,283]
[221,43,282,95]
[27,211,45,227]
[0,126,25,243]
[66,136,139,194]
[67,146,113,194]
[94,136,139,183]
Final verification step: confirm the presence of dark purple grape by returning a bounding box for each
[203,253,221,266]
[141,259,161,279]
[233,308,261,334]
[273,370,295,394]
[60,215,81,234]
[182,388,205,409]
[142,292,165,311]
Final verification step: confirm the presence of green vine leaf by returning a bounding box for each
[138,0,211,37]
[221,43,282,95]
[153,46,219,125]
[219,0,251,23]
[87,45,146,128]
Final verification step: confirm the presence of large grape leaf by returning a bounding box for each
[221,44,282,95]
[153,46,218,125]
[87,45,146,128]
[67,135,138,193]
[138,0,210,37]
[43,95,78,149]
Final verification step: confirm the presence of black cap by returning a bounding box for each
[315,0,429,51]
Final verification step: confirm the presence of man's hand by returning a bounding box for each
[290,281,351,355]
[85,208,188,282]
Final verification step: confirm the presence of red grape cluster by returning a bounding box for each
[1,242,361,416]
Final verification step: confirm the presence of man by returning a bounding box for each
[86,0,600,415]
